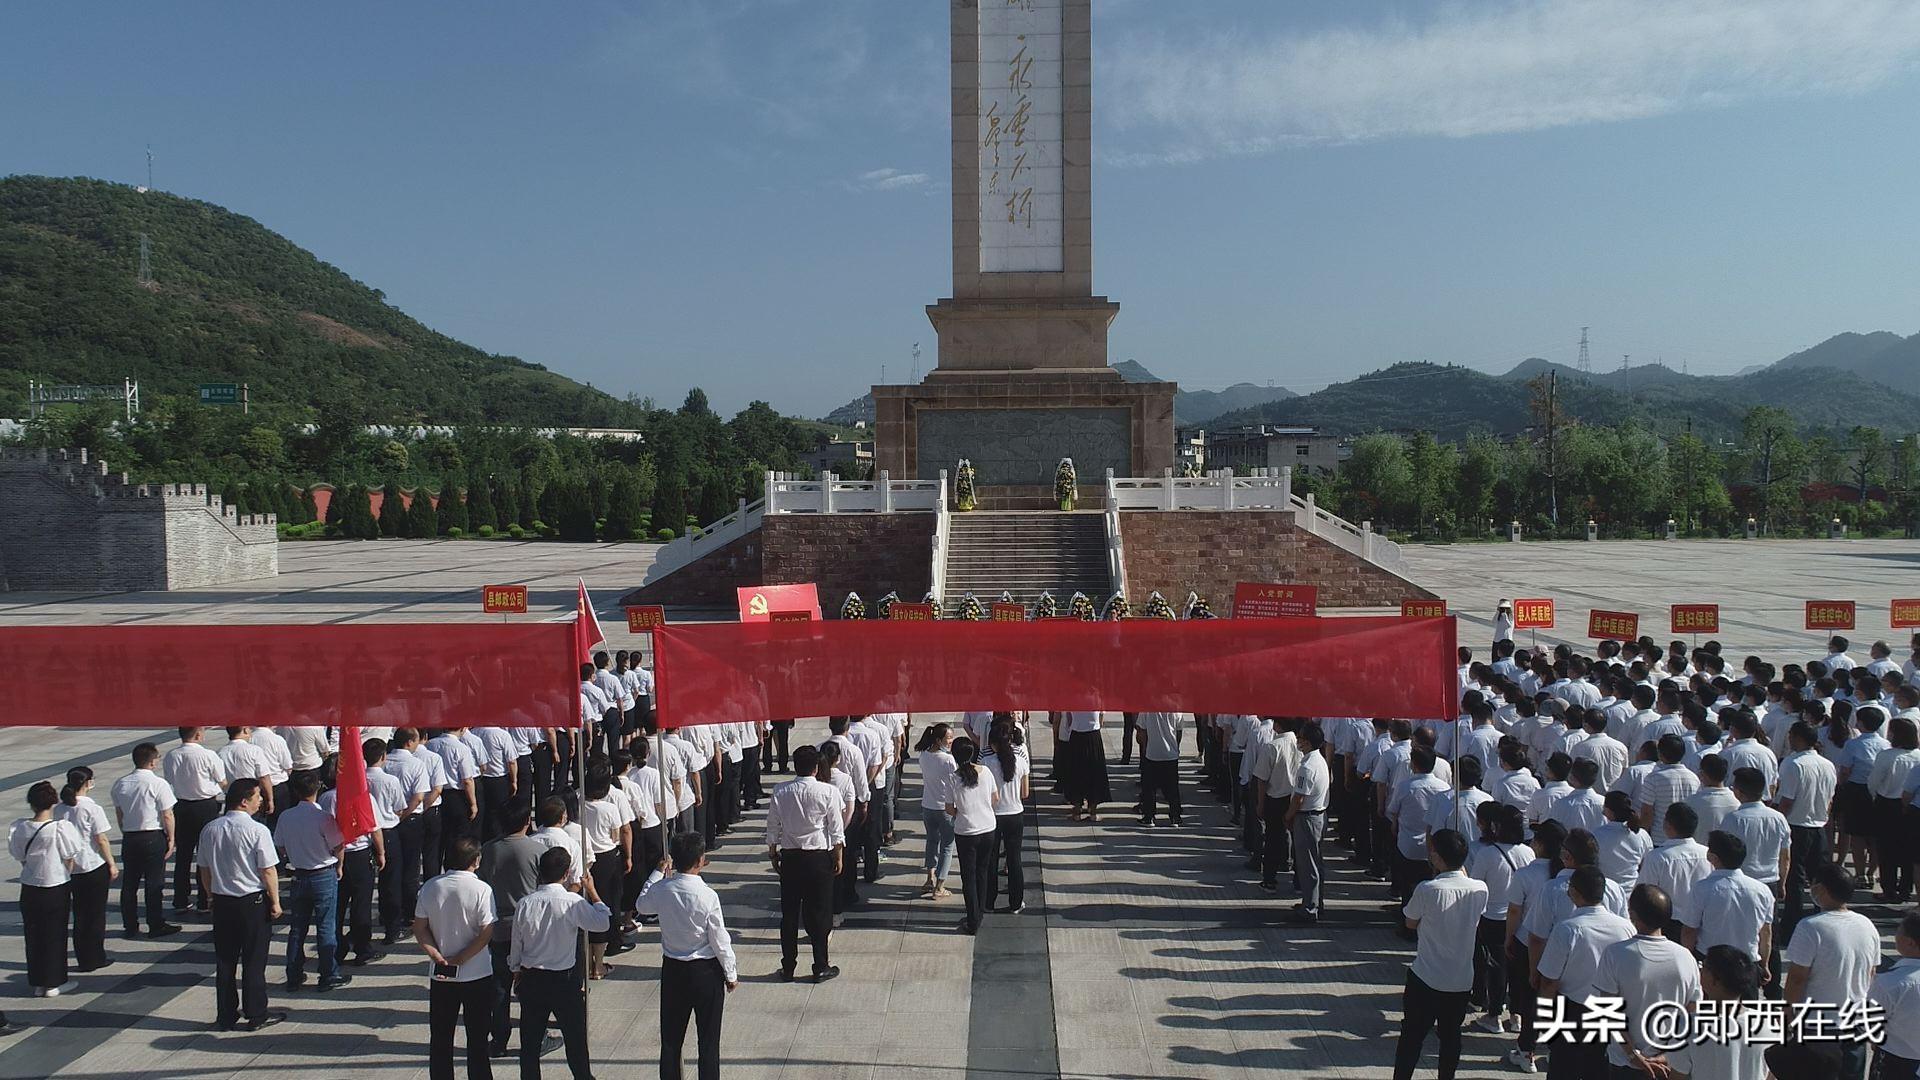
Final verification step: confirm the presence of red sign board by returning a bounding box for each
[1234,582,1319,618]
[1512,599,1556,629]
[1587,609,1640,641]
[990,602,1027,623]
[890,603,936,622]
[1806,601,1857,632]
[736,584,822,623]
[1893,600,1920,630]
[626,605,666,633]
[1401,600,1447,619]
[769,610,814,624]
[1670,604,1719,635]
[482,585,528,614]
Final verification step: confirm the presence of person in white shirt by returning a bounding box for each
[218,727,277,817]
[766,745,846,982]
[1873,715,1920,902]
[1547,759,1607,834]
[1687,753,1740,840]
[1394,829,1486,1080]
[637,832,737,1080]
[111,742,180,939]
[590,651,632,758]
[1634,736,1700,835]
[1570,710,1627,791]
[1493,600,1514,645]
[510,846,608,1080]
[1594,790,1653,888]
[1536,866,1637,1078]
[946,739,1000,936]
[1465,803,1530,1035]
[198,780,284,1031]
[12,781,87,997]
[414,836,497,1080]
[579,767,632,980]
[1528,753,1574,826]
[1255,718,1299,889]
[1637,804,1712,938]
[982,719,1033,915]
[427,726,483,866]
[1388,746,1453,904]
[54,766,116,974]
[1655,946,1769,1080]
[1776,863,1881,1078]
[1492,742,1541,814]
[470,726,519,841]
[1681,831,1776,979]
[249,725,294,825]
[273,773,347,991]
[1870,911,1920,1080]
[1289,722,1333,922]
[1774,721,1837,938]
[164,727,228,913]
[1591,883,1702,1078]
[914,724,959,897]
[1135,711,1186,827]
[1824,636,1859,674]
[1721,768,1791,915]
[283,725,335,783]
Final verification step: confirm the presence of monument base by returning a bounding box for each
[873,371,1175,511]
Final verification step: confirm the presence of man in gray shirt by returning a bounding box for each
[1136,712,1186,827]
[477,799,553,1060]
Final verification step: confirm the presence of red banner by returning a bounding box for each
[1671,604,1719,635]
[652,615,1458,727]
[1235,582,1319,618]
[482,585,528,614]
[0,624,575,729]
[1892,600,1920,630]
[1587,609,1640,641]
[1513,598,1555,629]
[737,584,822,622]
[1806,601,1857,632]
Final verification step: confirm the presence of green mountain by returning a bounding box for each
[1771,331,1919,394]
[1113,359,1297,425]
[0,175,642,424]
[1212,360,1920,442]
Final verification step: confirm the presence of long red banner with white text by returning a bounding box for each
[0,624,576,730]
[652,615,1459,727]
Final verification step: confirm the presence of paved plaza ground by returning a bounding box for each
[0,537,1915,1079]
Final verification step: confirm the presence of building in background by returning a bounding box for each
[1191,425,1348,476]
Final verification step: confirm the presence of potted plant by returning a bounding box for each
[1055,457,1078,511]
[954,459,977,511]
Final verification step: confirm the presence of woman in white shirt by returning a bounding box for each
[916,724,958,899]
[55,767,116,974]
[579,768,632,979]
[945,739,999,935]
[983,719,1032,915]
[1869,716,1920,902]
[1593,790,1653,888]
[1465,803,1532,1036]
[12,781,87,997]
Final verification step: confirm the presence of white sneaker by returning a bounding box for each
[1503,1048,1536,1073]
[42,986,60,999]
[1504,1015,1523,1033]
[1474,1014,1506,1034]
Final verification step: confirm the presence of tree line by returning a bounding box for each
[1313,404,1919,541]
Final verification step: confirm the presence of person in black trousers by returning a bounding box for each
[767,720,793,774]
[1135,712,1185,826]
[198,780,285,1031]
[512,848,609,1080]
[57,767,116,973]
[639,832,737,1080]
[767,746,843,982]
[111,742,181,939]
[415,837,496,1080]
[333,810,387,967]
[13,782,85,998]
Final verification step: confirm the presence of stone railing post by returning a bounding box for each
[879,470,892,513]
[1362,521,1374,561]
[1280,466,1293,506]
[764,470,776,512]
[821,472,835,514]
[1163,467,1176,511]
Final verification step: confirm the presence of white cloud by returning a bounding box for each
[1101,0,1920,163]
[850,167,931,192]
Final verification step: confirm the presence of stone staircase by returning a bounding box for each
[941,511,1111,612]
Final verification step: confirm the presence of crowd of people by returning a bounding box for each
[12,627,1920,1079]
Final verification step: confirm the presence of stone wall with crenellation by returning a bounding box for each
[0,447,278,592]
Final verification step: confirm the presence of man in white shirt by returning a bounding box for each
[1536,867,1636,1078]
[824,717,871,908]
[219,727,276,818]
[510,846,608,1080]
[1686,754,1740,840]
[283,726,335,786]
[1774,721,1836,942]
[637,832,737,1080]
[470,726,519,842]
[590,651,632,758]
[1255,718,1296,889]
[1681,832,1776,978]
[1870,911,1920,1080]
[1569,711,1627,791]
[249,726,295,826]
[1636,804,1711,938]
[1394,829,1486,1080]
[112,741,180,938]
[164,727,228,914]
[414,836,497,1080]
[1135,711,1185,827]
[198,780,284,1031]
[426,727,482,865]
[1633,735,1700,835]
[1387,746,1452,904]
[1528,753,1574,826]
[1824,635,1858,674]
[1778,863,1881,1078]
[1592,882,1702,1078]
[1547,759,1607,834]
[765,745,846,983]
[1288,723,1332,922]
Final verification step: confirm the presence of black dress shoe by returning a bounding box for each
[318,974,353,992]
[540,1035,565,1057]
[242,1011,287,1032]
[488,1041,511,1059]
[149,923,184,938]
[345,950,388,966]
[778,966,796,982]
[812,965,840,984]
[286,974,308,990]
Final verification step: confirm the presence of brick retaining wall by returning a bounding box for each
[624,514,935,610]
[1120,511,1435,609]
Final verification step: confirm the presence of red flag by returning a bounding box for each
[575,579,607,666]
[333,725,376,846]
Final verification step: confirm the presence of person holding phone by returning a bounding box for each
[416,837,497,1080]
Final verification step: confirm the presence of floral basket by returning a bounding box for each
[1054,457,1077,511]
[840,591,866,621]
[958,592,985,621]
[954,459,977,512]
[1034,591,1058,619]
[1068,591,1095,621]
[1102,592,1131,621]
[1143,591,1176,620]
[874,591,899,620]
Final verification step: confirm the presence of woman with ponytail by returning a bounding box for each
[982,719,1031,914]
[943,738,998,935]
[915,723,958,898]
[11,781,86,996]
[1594,789,1651,887]
[54,767,116,973]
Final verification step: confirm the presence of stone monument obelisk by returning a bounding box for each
[873,0,1175,509]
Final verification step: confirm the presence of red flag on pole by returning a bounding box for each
[333,724,376,846]
[575,579,606,665]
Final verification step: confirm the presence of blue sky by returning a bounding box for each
[5,0,1919,417]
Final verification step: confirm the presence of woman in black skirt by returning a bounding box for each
[1837,703,1888,889]
[1062,712,1111,821]
[579,768,630,979]
[10,781,86,997]
[55,767,116,973]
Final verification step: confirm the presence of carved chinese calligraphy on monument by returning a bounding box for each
[918,408,1128,486]
[979,0,1064,273]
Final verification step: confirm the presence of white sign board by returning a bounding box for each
[978,0,1064,274]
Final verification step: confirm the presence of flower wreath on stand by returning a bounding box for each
[1055,457,1078,511]
[1101,592,1131,621]
[1143,591,1176,620]
[957,592,985,621]
[1185,591,1216,620]
[1179,459,1201,479]
[1068,591,1096,621]
[840,591,866,621]
[875,591,899,620]
[954,459,977,512]
[922,589,943,619]
[1034,591,1059,619]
